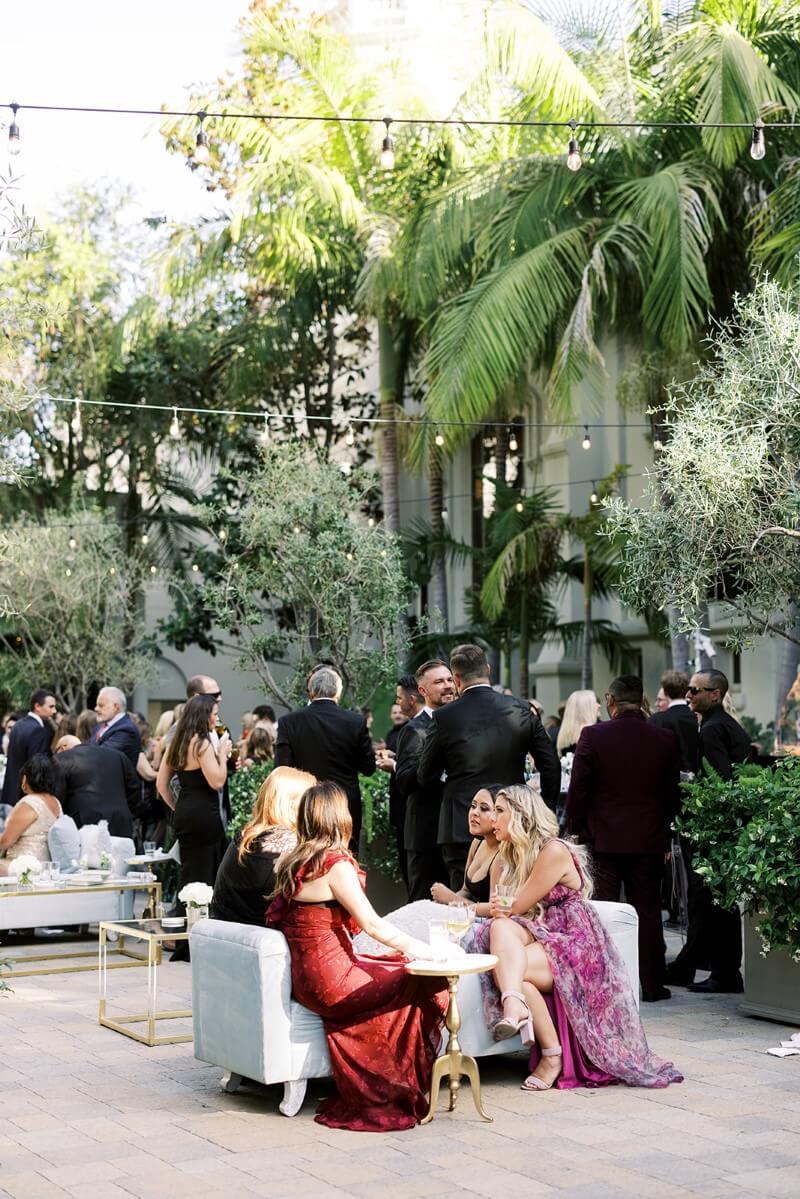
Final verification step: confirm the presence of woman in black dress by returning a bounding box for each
[157,694,230,907]
[211,764,316,925]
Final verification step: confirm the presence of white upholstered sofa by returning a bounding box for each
[190,900,639,1117]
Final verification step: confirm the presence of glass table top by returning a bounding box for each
[99,917,191,940]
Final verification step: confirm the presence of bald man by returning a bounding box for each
[55,735,138,837]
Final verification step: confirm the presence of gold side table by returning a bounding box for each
[99,917,192,1046]
[406,953,498,1124]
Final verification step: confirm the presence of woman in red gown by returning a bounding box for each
[265,781,446,1132]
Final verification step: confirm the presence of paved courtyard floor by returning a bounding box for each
[1,936,799,1199]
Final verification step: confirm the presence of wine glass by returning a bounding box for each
[446,903,474,944]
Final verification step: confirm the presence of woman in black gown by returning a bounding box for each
[157,694,230,911]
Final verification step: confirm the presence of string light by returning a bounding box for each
[515,500,524,513]
[191,562,200,572]
[219,529,227,542]
[435,429,445,447]
[109,567,116,576]
[566,119,582,172]
[8,102,20,155]
[68,532,77,549]
[72,398,82,437]
[169,407,180,438]
[346,551,353,561]
[194,111,210,164]
[367,517,375,527]
[141,534,149,545]
[260,413,270,445]
[653,435,663,451]
[345,425,355,446]
[508,428,519,453]
[380,117,395,170]
[750,117,765,161]
[582,426,591,449]
[150,564,157,574]
[590,482,598,504]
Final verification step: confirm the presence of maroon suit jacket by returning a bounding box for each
[566,709,680,854]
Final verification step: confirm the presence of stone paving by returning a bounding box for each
[1,936,799,1199]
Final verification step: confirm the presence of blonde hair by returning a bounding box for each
[496,784,592,914]
[273,781,355,898]
[557,690,597,753]
[154,709,176,740]
[238,766,316,863]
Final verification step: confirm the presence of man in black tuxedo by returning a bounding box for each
[377,675,422,890]
[567,674,681,1001]
[55,735,137,837]
[394,660,456,900]
[668,668,752,995]
[1,687,57,806]
[418,644,560,889]
[648,669,699,774]
[274,666,375,848]
[94,687,142,769]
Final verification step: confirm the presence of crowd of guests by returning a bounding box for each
[1,646,756,1132]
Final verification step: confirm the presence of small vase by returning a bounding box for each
[186,904,209,930]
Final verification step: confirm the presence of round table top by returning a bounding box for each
[405,953,498,977]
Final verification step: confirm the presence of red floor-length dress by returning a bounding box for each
[265,852,447,1132]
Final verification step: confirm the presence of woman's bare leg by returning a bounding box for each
[522,943,562,1087]
[489,919,533,1023]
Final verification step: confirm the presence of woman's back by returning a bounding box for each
[211,826,296,925]
[5,793,61,862]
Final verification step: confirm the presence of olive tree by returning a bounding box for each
[0,512,156,709]
[206,442,410,708]
[605,275,800,725]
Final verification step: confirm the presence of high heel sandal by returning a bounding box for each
[493,990,535,1045]
[521,1045,563,1091]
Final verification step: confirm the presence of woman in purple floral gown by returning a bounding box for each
[470,784,682,1092]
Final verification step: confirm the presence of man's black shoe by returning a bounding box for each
[687,974,744,994]
[641,987,671,1002]
[665,964,695,986]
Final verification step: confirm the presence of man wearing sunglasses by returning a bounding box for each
[666,668,752,994]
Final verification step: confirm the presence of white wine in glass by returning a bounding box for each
[446,904,473,941]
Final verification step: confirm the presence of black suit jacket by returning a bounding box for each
[698,706,753,780]
[649,702,700,775]
[96,714,141,769]
[274,699,376,810]
[1,714,53,806]
[418,685,560,844]
[566,709,680,854]
[56,744,136,837]
[395,710,442,851]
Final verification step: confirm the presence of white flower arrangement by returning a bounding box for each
[9,855,43,885]
[178,882,214,908]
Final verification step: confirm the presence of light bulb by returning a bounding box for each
[65,568,72,578]
[260,414,270,445]
[110,567,116,576]
[141,534,149,546]
[219,529,227,542]
[590,485,598,504]
[582,426,591,450]
[566,121,582,171]
[515,501,524,513]
[8,104,20,156]
[68,534,77,549]
[293,525,300,534]
[435,430,445,447]
[380,117,395,170]
[750,118,765,161]
[442,508,449,522]
[381,549,387,558]
[170,407,180,439]
[368,517,375,528]
[345,425,355,446]
[194,111,210,164]
[346,552,353,561]
[72,399,82,436]
[191,563,200,573]
[150,565,157,575]
[509,430,519,453]
[654,436,663,451]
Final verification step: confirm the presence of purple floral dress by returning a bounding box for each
[470,840,682,1089]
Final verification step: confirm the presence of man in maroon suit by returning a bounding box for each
[566,674,681,1002]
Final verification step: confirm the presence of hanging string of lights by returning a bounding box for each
[1,100,787,168]
[40,394,655,445]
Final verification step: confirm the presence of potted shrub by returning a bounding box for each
[360,772,406,915]
[679,758,800,1023]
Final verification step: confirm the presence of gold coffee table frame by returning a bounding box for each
[99,917,192,1047]
[406,953,498,1124]
[0,879,161,977]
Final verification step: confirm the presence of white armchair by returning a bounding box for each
[190,900,639,1117]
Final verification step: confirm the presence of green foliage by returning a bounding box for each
[228,762,275,839]
[604,275,800,649]
[678,758,800,958]
[359,770,402,884]
[206,441,411,709]
[0,956,11,995]
[0,511,156,709]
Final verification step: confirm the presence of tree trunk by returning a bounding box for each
[428,452,449,631]
[668,611,691,673]
[519,589,529,697]
[581,543,593,689]
[378,320,400,534]
[494,424,508,497]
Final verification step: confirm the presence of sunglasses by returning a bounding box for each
[686,685,718,696]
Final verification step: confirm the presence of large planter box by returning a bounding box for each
[740,913,800,1024]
